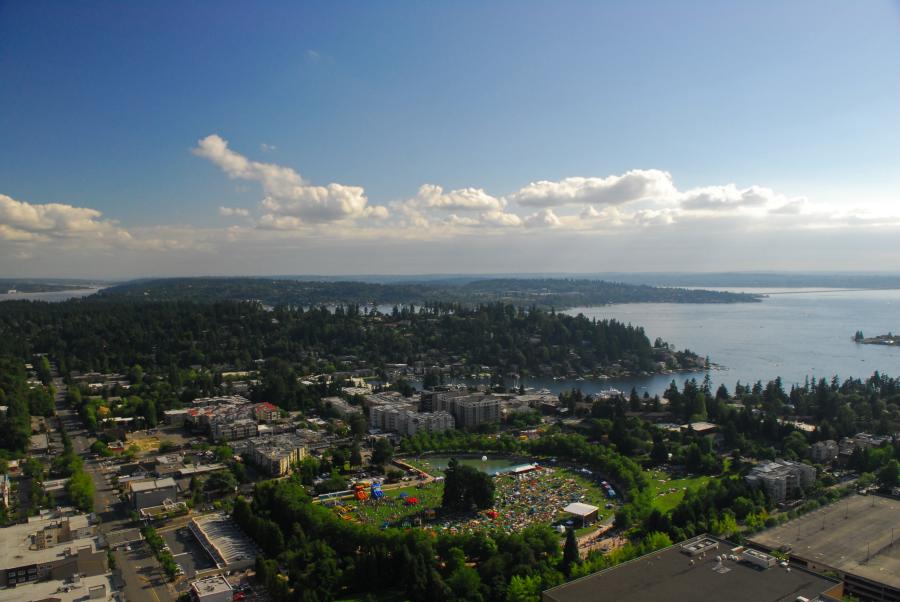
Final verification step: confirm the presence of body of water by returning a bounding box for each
[0,287,103,302]
[552,288,900,396]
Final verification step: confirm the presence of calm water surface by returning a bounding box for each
[555,288,900,396]
[0,288,103,302]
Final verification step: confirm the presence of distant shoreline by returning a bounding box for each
[0,287,105,302]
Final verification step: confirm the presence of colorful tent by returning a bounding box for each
[370,484,384,499]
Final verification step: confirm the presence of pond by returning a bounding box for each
[414,454,533,476]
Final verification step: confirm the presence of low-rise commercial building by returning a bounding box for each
[0,512,107,588]
[190,575,233,602]
[129,477,177,510]
[0,574,113,602]
[542,535,843,602]
[750,495,900,602]
[189,514,257,572]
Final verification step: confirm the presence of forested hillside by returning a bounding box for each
[0,300,699,379]
[99,276,761,308]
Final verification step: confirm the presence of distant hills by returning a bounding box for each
[98,276,761,308]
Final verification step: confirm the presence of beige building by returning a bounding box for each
[0,512,106,587]
[246,434,307,476]
[190,575,233,602]
[452,396,502,428]
[210,418,258,442]
[746,459,816,502]
[370,406,455,436]
[129,477,178,510]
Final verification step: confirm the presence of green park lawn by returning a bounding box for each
[647,469,712,513]
[329,464,616,536]
[326,482,445,527]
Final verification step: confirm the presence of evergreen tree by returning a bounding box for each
[562,529,579,574]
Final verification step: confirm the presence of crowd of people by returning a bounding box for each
[436,467,609,534]
[326,463,615,538]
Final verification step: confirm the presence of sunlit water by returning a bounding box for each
[553,288,900,396]
[0,288,103,302]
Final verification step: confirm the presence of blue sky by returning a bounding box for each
[1,1,899,277]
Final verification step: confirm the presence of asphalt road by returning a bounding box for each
[53,377,175,602]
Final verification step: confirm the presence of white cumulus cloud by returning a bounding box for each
[679,184,780,211]
[412,184,505,212]
[0,193,132,242]
[524,208,562,228]
[219,206,250,217]
[509,169,677,208]
[194,134,388,226]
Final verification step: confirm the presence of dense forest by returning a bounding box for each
[0,299,696,380]
[0,356,36,453]
[98,276,761,308]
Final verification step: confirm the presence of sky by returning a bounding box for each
[1,1,899,279]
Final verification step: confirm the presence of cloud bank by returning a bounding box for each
[3,133,900,277]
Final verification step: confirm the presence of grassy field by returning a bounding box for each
[325,482,445,527]
[647,469,712,513]
[327,465,617,535]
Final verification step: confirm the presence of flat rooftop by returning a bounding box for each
[542,536,841,602]
[0,574,112,602]
[191,513,257,568]
[129,476,177,492]
[106,527,143,547]
[750,494,900,590]
[191,575,232,597]
[0,514,99,569]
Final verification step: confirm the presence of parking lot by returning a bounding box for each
[162,526,216,578]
